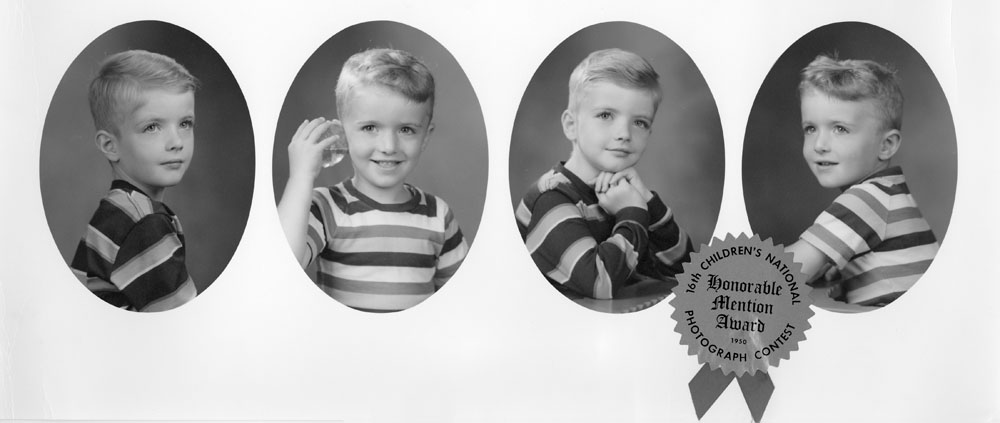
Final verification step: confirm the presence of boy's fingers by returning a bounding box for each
[291,119,310,143]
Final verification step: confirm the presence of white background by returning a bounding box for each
[2,1,998,422]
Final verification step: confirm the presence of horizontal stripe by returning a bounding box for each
[84,225,119,265]
[141,277,196,312]
[525,203,580,253]
[827,202,882,250]
[656,230,690,265]
[322,287,430,312]
[334,224,443,241]
[317,273,435,295]
[515,201,532,226]
[546,236,597,284]
[319,261,436,283]
[801,224,855,268]
[320,250,438,268]
[334,235,440,255]
[111,233,182,290]
[872,231,937,253]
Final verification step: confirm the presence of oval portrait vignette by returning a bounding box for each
[40,20,255,312]
[509,21,725,314]
[741,22,956,313]
[271,21,489,313]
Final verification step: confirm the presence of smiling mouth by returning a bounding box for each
[372,160,403,168]
[815,161,837,167]
[606,148,631,156]
[162,160,184,168]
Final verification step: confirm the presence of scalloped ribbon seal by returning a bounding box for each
[669,233,814,422]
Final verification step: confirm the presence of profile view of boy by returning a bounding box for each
[516,48,693,301]
[71,50,199,312]
[278,48,469,313]
[787,55,939,308]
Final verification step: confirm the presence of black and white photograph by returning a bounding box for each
[509,21,724,313]
[39,20,255,312]
[742,22,956,313]
[271,21,488,312]
[2,1,997,422]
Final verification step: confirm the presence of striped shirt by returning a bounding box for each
[516,164,693,300]
[70,180,197,312]
[801,166,939,307]
[305,180,469,312]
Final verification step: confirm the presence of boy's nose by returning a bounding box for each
[377,132,399,152]
[166,129,184,150]
[813,131,831,153]
[613,119,631,141]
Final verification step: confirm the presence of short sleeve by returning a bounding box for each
[433,203,469,289]
[799,186,889,269]
[305,189,336,267]
[110,213,195,312]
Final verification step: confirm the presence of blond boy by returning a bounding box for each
[787,55,939,307]
[279,48,468,313]
[516,48,693,301]
[71,50,198,312]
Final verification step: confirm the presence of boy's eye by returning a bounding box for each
[633,120,651,130]
[143,123,160,133]
[360,125,376,132]
[834,125,848,134]
[399,126,416,135]
[180,119,195,129]
[597,111,613,120]
[802,125,816,134]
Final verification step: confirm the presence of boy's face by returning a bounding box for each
[341,85,432,200]
[800,89,895,189]
[106,88,195,197]
[563,81,655,178]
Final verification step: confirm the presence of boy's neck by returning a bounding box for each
[112,167,165,201]
[564,151,600,185]
[350,177,412,205]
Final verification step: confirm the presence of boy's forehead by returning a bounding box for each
[578,81,657,110]
[342,84,433,121]
[801,89,881,119]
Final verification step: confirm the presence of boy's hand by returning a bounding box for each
[606,168,654,202]
[287,117,339,181]
[596,177,647,215]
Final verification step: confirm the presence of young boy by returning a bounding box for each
[516,48,693,302]
[70,50,199,312]
[278,48,469,313]
[787,55,939,308]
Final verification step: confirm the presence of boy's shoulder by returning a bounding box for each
[90,180,177,237]
[520,164,590,208]
[838,166,911,212]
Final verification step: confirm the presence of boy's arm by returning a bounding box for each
[786,239,833,284]
[524,189,650,300]
[432,206,469,289]
[111,214,196,312]
[278,118,337,266]
[639,192,694,278]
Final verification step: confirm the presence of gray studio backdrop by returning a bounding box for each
[742,21,956,247]
[41,21,255,296]
[271,21,489,279]
[508,21,725,248]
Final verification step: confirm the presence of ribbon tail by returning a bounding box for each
[736,371,775,422]
[688,363,736,419]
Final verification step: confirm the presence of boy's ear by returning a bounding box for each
[561,109,577,141]
[878,129,902,161]
[420,123,435,151]
[95,130,120,162]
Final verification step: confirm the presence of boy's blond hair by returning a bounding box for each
[89,50,199,136]
[335,48,435,121]
[799,54,903,131]
[567,48,662,112]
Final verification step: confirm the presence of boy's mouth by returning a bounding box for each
[372,159,403,169]
[606,148,632,156]
[161,159,184,169]
[814,160,838,168]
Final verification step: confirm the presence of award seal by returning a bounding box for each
[669,233,813,422]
